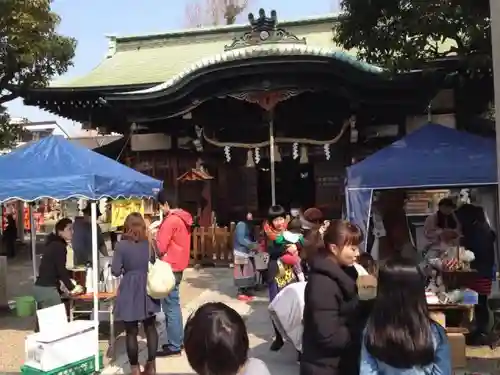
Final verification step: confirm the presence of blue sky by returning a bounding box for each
[6,0,337,135]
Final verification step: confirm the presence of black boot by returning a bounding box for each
[270,335,284,351]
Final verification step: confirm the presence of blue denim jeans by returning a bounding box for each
[161,271,183,351]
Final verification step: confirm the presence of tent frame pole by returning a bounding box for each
[29,203,37,281]
[91,202,100,372]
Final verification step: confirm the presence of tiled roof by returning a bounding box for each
[177,168,214,182]
[117,44,384,96]
[50,15,350,88]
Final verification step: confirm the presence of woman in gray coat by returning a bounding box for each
[112,213,160,375]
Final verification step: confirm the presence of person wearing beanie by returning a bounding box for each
[300,207,324,231]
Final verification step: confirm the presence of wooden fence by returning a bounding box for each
[191,224,235,266]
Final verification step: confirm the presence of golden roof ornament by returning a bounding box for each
[224,9,307,51]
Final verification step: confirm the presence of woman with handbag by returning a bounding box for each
[233,211,258,301]
[112,213,161,375]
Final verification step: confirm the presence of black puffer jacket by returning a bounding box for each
[35,233,74,292]
[300,253,366,375]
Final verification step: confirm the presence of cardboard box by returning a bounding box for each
[447,332,466,369]
[24,320,96,372]
[24,304,97,372]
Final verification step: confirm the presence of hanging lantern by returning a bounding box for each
[246,149,255,168]
[254,147,261,164]
[299,145,308,164]
[292,142,299,160]
[274,146,282,162]
[323,144,331,160]
[224,146,231,162]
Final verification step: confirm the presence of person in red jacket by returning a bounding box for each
[155,189,193,357]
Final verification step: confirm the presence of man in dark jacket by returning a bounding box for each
[3,212,17,258]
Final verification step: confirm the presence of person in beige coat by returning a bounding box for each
[423,198,461,259]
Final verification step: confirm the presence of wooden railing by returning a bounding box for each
[191,224,235,266]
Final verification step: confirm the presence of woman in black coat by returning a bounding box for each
[301,219,365,375]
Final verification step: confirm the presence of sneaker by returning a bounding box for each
[156,345,182,357]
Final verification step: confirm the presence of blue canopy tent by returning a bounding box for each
[0,135,161,202]
[0,135,162,369]
[345,123,497,245]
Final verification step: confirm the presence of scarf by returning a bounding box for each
[263,220,286,241]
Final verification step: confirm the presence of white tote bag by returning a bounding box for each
[147,234,176,299]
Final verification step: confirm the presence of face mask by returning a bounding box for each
[290,209,300,217]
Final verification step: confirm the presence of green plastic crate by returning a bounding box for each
[21,353,103,375]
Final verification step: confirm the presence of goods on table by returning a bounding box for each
[426,288,478,305]
[441,246,475,272]
[425,292,440,305]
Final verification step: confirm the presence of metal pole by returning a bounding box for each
[268,109,276,206]
[29,204,37,281]
[491,0,500,254]
[90,202,100,372]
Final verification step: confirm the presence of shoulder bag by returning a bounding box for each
[146,231,176,299]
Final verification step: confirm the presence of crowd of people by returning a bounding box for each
[33,190,459,375]
[232,204,453,375]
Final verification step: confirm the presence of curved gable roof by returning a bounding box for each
[51,14,358,88]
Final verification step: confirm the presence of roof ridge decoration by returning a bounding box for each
[224,9,306,51]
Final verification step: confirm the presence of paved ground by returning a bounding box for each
[102,268,299,375]
[2,247,500,374]
[103,269,500,375]
[0,243,221,373]
[0,249,39,373]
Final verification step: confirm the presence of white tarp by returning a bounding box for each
[268,264,371,352]
[268,281,307,351]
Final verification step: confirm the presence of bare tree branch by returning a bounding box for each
[184,0,251,27]
[184,1,204,28]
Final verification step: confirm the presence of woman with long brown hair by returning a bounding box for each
[301,219,363,375]
[111,212,160,375]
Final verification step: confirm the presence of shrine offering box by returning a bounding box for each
[448,332,466,369]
